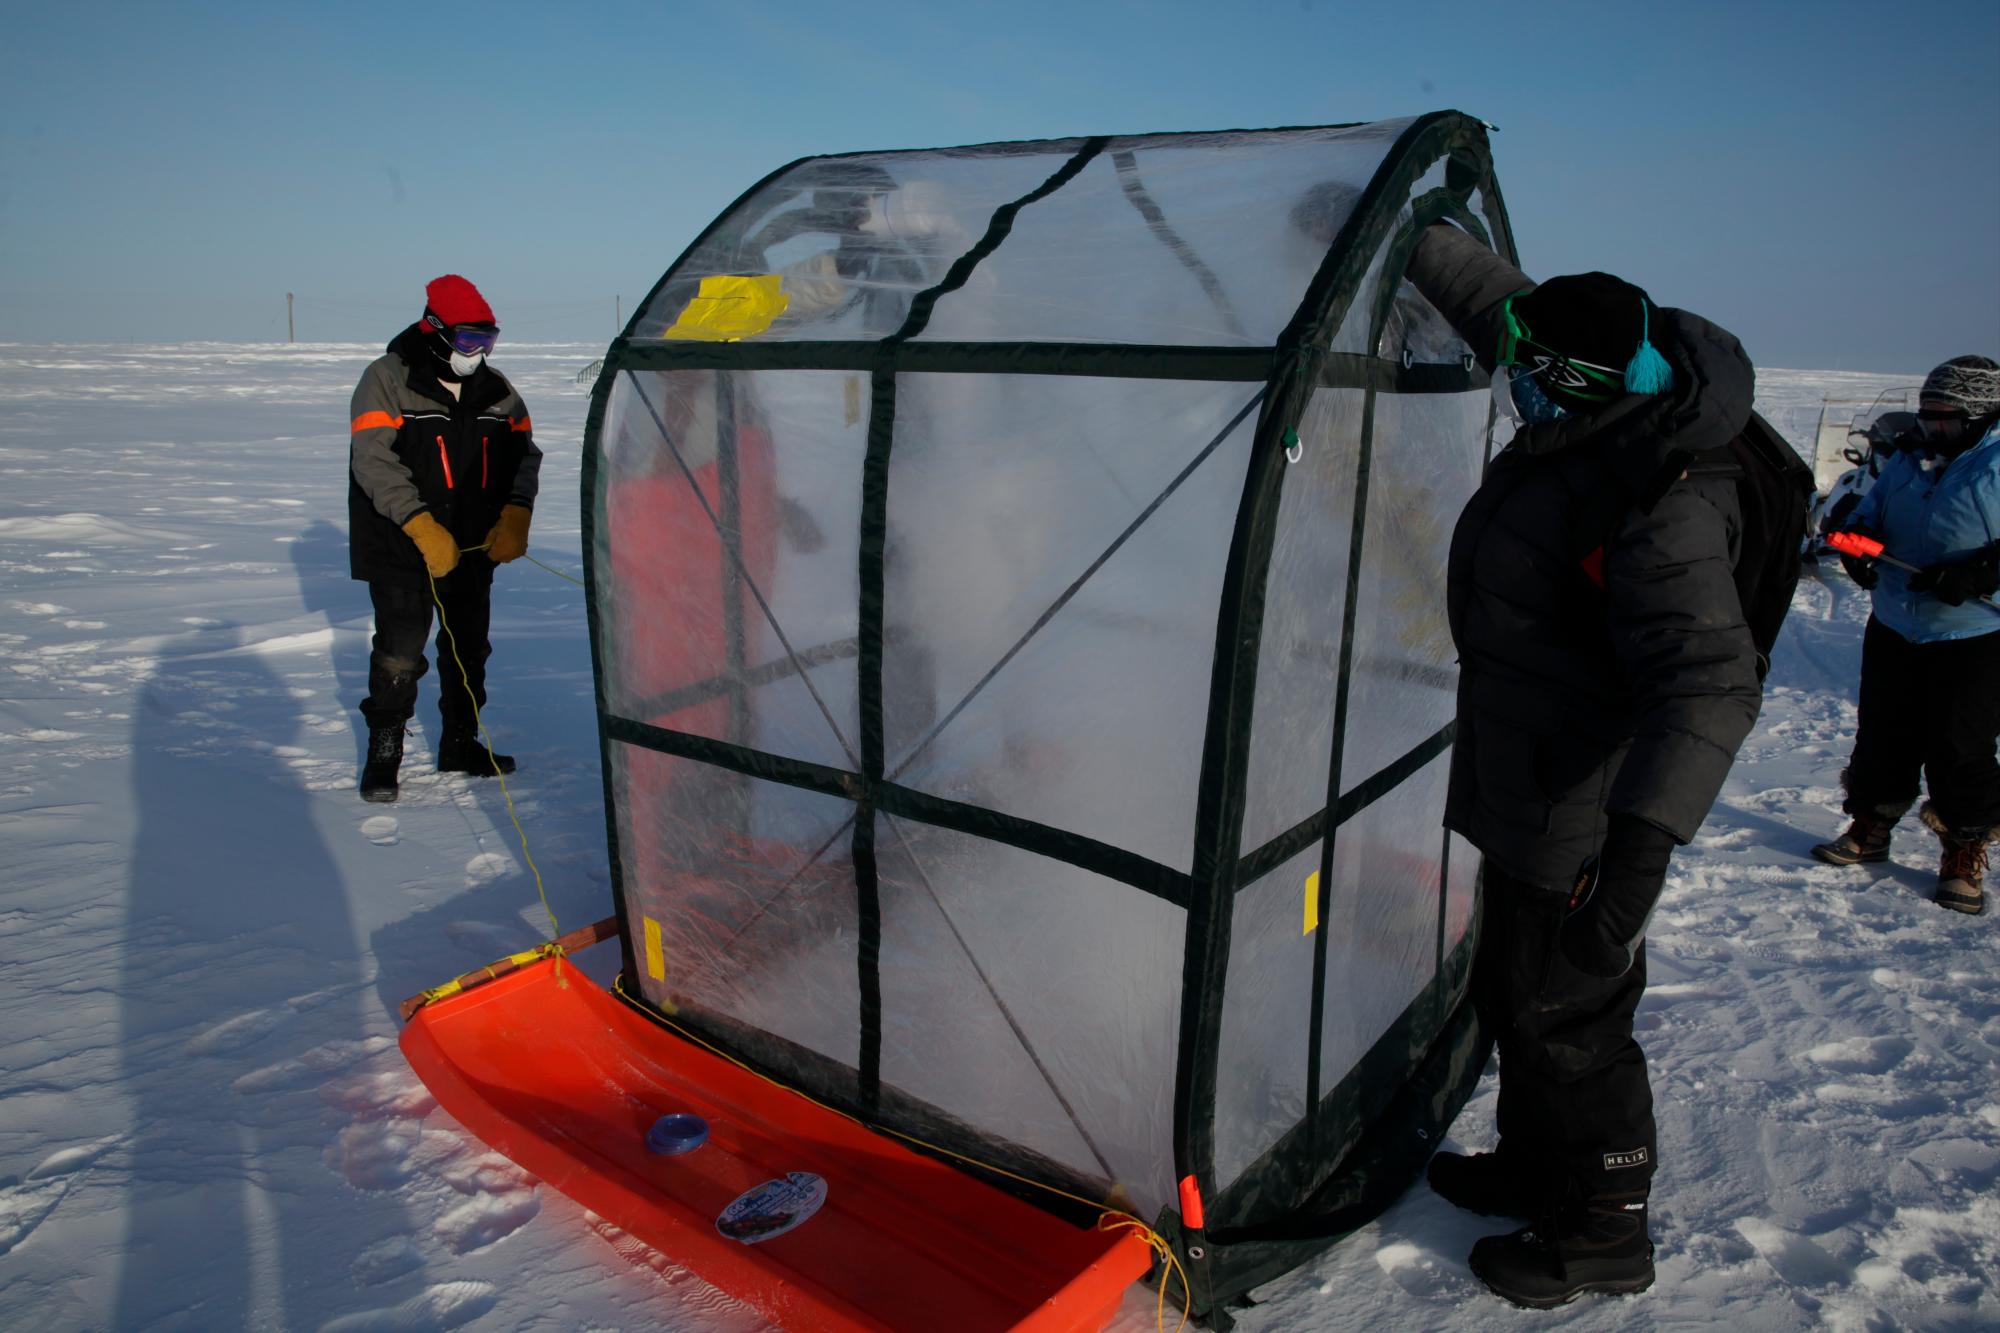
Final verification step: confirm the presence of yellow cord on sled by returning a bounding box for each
[427,547,563,981]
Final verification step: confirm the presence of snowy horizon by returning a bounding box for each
[0,344,1992,1331]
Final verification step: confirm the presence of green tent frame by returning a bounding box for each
[579,110,1515,1323]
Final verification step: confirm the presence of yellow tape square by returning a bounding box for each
[643,916,665,981]
[663,274,789,341]
[1303,871,1320,935]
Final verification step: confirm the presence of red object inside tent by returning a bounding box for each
[400,958,1155,1332]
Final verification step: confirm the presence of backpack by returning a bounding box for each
[1721,413,1815,674]
[1576,410,1814,681]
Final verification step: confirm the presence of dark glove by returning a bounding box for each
[1907,548,1998,606]
[1561,815,1678,978]
[1838,552,1878,590]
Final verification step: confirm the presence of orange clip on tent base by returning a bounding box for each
[401,956,1155,1332]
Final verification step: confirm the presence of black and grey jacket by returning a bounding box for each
[1409,226,1764,892]
[347,325,542,584]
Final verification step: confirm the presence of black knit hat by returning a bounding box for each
[1510,272,1672,408]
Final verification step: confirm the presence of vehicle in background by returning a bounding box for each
[1805,387,1920,561]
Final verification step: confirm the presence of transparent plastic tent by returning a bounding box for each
[581,112,1514,1318]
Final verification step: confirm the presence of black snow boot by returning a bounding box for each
[1923,805,1989,915]
[436,724,516,776]
[1428,1151,1539,1220]
[1811,798,1909,866]
[360,725,405,804]
[1468,1191,1654,1309]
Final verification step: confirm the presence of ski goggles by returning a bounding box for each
[445,325,499,356]
[1495,294,1626,404]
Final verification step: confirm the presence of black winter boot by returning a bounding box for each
[1811,798,1909,866]
[1468,1191,1654,1309]
[436,725,516,776]
[360,725,404,803]
[1428,1151,1539,1220]
[1923,805,1989,915]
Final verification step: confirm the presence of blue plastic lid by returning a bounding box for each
[646,1113,709,1156]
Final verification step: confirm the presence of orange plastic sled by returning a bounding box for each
[401,958,1154,1331]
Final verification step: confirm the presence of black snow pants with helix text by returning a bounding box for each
[358,559,495,733]
[1474,865,1657,1203]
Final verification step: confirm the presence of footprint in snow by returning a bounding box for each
[1805,1035,1913,1076]
[1735,1216,1853,1292]
[26,1134,123,1180]
[0,1178,69,1258]
[316,1280,499,1332]
[324,1119,465,1190]
[187,1005,290,1055]
[0,1134,125,1258]
[435,1188,541,1255]
[350,1237,425,1288]
[1371,1239,1479,1301]
[233,1036,395,1093]
[320,1067,437,1120]
[464,852,514,885]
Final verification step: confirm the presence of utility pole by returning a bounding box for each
[286,293,295,343]
[615,294,621,335]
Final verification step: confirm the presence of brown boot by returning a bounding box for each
[1811,799,1908,866]
[1922,804,1989,915]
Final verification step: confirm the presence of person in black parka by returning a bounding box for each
[1403,224,1768,1308]
[348,275,542,801]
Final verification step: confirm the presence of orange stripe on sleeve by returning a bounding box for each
[509,415,532,433]
[351,411,404,433]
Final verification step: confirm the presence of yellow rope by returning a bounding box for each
[610,974,1191,1331]
[413,941,569,1010]
[428,549,563,979]
[522,552,585,587]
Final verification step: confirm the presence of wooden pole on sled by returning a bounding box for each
[399,914,622,1022]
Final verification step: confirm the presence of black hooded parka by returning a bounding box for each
[1409,227,1765,893]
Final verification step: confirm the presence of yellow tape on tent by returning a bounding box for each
[663,274,790,341]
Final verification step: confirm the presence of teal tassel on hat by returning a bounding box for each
[1624,300,1674,394]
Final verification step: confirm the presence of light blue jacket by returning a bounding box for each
[1853,420,2000,642]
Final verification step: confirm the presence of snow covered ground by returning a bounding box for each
[0,344,1991,1332]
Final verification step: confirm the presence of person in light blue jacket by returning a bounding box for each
[1813,356,2000,913]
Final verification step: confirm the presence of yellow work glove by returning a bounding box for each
[401,511,461,579]
[484,504,532,564]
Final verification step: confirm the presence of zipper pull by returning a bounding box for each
[435,435,455,489]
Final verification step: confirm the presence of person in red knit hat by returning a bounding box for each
[346,274,543,801]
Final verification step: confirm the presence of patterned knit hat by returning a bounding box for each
[1919,355,2000,418]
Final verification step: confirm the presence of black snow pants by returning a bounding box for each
[1845,617,2000,832]
[1474,866,1657,1202]
[358,559,496,733]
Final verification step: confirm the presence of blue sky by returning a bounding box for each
[1,0,1993,372]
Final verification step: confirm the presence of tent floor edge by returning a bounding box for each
[1164,987,1490,1322]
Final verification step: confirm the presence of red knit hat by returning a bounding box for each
[424,274,496,328]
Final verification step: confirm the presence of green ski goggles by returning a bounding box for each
[1496,293,1627,403]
